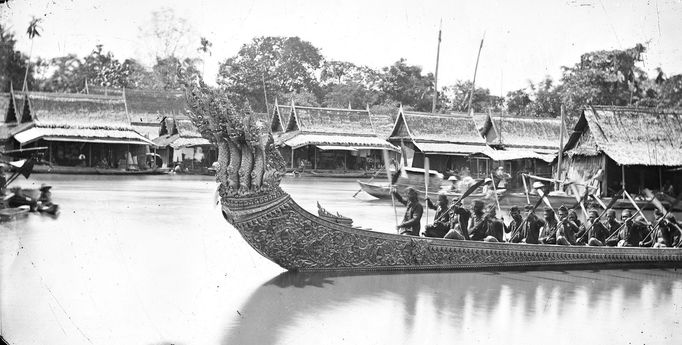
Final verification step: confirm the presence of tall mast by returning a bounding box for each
[467,33,485,116]
[431,19,442,114]
[556,104,565,190]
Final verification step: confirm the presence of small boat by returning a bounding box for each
[0,206,30,222]
[95,167,169,175]
[184,78,682,273]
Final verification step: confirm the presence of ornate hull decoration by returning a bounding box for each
[181,75,682,273]
[222,188,682,272]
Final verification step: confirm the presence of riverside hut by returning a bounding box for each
[476,114,563,189]
[152,115,215,172]
[387,106,492,178]
[6,91,154,171]
[560,105,682,197]
[276,101,396,172]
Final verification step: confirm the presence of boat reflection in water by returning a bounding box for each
[224,269,682,345]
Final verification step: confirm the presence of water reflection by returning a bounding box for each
[224,269,682,345]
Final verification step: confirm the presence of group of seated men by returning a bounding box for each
[392,187,682,248]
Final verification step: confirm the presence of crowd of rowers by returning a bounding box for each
[392,187,682,248]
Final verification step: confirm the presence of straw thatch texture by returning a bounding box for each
[272,105,290,133]
[25,92,130,129]
[89,87,187,118]
[390,109,485,144]
[153,115,211,149]
[565,106,682,166]
[14,127,155,145]
[369,112,395,139]
[487,116,562,149]
[287,106,376,135]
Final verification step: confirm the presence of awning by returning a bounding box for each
[14,127,155,146]
[284,133,398,151]
[484,148,556,162]
[316,145,357,151]
[413,142,488,156]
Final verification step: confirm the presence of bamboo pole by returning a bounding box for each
[467,33,485,116]
[431,19,442,114]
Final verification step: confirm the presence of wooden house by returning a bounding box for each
[477,114,563,187]
[560,106,682,197]
[276,101,396,171]
[152,115,215,170]
[6,91,154,169]
[387,106,493,178]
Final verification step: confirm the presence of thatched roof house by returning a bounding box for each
[88,87,187,140]
[279,101,395,151]
[153,115,211,149]
[388,106,488,156]
[475,114,563,162]
[9,91,153,147]
[560,105,682,196]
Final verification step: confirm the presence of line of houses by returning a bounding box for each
[1,88,680,197]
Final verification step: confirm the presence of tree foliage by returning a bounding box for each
[0,24,34,91]
[379,58,435,112]
[217,36,324,112]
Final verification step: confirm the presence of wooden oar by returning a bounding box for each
[521,173,530,204]
[569,183,589,219]
[641,190,682,245]
[383,150,399,231]
[576,189,624,244]
[509,190,547,241]
[424,157,430,223]
[489,173,502,218]
[434,178,488,223]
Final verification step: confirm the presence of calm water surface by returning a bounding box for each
[1,175,681,345]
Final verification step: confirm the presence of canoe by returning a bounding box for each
[0,206,30,222]
[183,78,682,273]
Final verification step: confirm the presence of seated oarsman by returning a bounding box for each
[641,210,680,248]
[555,205,579,245]
[605,209,621,236]
[568,209,582,228]
[506,206,524,243]
[520,205,544,244]
[424,193,451,238]
[576,209,610,246]
[539,207,559,245]
[392,187,423,236]
[605,209,647,247]
[483,205,504,242]
[445,200,472,240]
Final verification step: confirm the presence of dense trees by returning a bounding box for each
[3,21,681,117]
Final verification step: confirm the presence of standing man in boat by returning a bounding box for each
[539,207,559,244]
[555,205,579,245]
[576,209,610,246]
[392,187,423,236]
[424,193,451,238]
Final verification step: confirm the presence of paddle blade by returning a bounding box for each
[643,188,666,214]
[18,158,34,179]
[423,157,430,189]
[382,150,394,186]
[460,178,487,201]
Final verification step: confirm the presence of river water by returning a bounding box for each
[1,175,681,345]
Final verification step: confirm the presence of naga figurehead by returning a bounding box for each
[179,68,286,208]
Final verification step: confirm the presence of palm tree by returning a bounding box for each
[22,16,42,92]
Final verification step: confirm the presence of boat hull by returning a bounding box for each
[222,187,682,272]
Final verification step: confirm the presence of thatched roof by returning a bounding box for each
[8,91,153,146]
[153,115,211,149]
[369,112,395,139]
[564,106,682,166]
[21,91,130,129]
[285,105,376,135]
[389,107,486,145]
[476,114,563,150]
[272,105,290,133]
[89,87,187,122]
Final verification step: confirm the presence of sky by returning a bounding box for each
[3,0,682,94]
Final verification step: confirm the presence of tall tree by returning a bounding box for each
[558,43,647,117]
[0,24,33,91]
[379,58,434,112]
[442,80,501,113]
[22,16,42,91]
[217,36,324,112]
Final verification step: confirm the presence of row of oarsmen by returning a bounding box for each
[392,188,681,248]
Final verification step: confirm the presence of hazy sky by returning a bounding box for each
[3,0,682,94]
